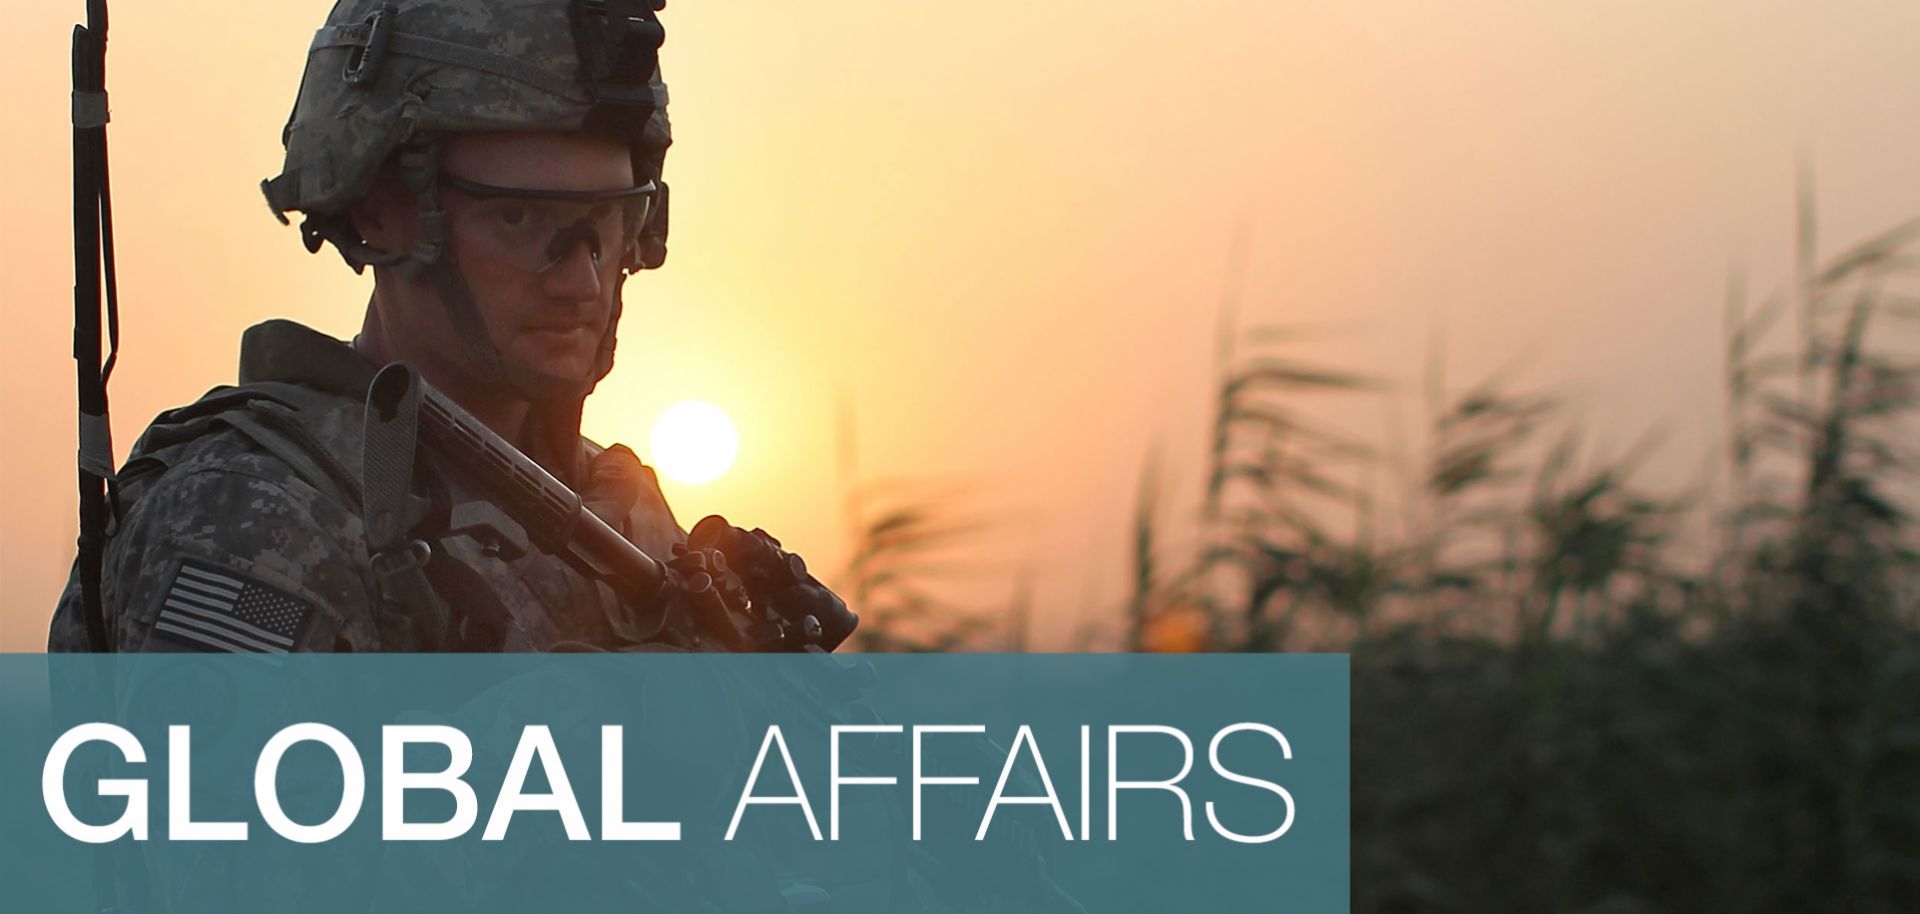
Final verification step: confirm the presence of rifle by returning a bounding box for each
[364,362,858,653]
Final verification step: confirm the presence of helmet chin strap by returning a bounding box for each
[393,143,623,476]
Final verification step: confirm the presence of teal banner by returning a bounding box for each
[2,655,1348,913]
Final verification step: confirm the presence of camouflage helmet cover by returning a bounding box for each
[263,0,672,269]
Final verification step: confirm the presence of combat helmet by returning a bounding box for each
[262,0,672,403]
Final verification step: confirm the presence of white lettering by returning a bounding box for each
[726,725,821,841]
[911,724,985,840]
[483,725,589,841]
[830,724,901,840]
[382,725,478,841]
[600,725,680,841]
[1107,725,1194,840]
[977,725,1074,841]
[168,726,246,841]
[1078,725,1091,841]
[43,723,148,843]
[255,723,365,844]
[1204,723,1295,844]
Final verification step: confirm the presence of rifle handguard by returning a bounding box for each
[368,363,667,605]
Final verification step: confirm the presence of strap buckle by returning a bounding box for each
[370,538,432,581]
[344,4,397,86]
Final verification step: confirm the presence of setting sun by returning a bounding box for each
[648,401,739,485]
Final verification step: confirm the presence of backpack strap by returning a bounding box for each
[361,364,450,650]
[122,382,360,508]
[121,380,451,651]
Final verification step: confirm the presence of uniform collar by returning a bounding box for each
[236,318,587,486]
[238,319,377,396]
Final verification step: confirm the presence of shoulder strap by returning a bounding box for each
[193,382,452,651]
[125,381,363,509]
[361,363,448,650]
[223,400,364,508]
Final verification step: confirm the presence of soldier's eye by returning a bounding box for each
[495,205,530,228]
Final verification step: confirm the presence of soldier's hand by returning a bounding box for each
[684,515,858,651]
[581,444,646,533]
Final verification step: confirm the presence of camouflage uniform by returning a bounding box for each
[50,0,684,653]
[44,1,1035,908]
[47,319,686,652]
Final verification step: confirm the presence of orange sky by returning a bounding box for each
[4,1,1918,650]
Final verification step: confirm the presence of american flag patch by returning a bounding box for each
[150,559,313,653]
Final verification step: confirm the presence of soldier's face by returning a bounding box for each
[435,132,636,383]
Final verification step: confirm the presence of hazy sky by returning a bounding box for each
[3,1,1918,649]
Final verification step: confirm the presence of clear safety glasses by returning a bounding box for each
[438,172,658,275]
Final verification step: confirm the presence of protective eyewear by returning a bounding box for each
[438,172,658,275]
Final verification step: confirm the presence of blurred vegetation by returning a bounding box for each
[1145,201,1920,913]
[831,398,1003,652]
[835,476,998,652]
[851,199,1920,910]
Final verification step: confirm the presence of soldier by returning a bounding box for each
[48,0,831,654]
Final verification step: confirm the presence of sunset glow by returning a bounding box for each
[2,1,1918,649]
[648,401,739,485]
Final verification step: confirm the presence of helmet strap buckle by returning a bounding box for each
[343,3,399,87]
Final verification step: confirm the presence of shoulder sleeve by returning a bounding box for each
[95,459,382,653]
[580,440,686,557]
[624,459,687,559]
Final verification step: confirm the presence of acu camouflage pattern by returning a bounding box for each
[43,323,1064,908]
[263,0,671,264]
[47,320,687,653]
[45,0,1064,905]
[41,321,1059,908]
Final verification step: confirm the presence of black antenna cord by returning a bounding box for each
[73,0,119,654]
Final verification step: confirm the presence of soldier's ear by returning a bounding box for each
[349,175,418,256]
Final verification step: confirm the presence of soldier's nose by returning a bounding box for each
[542,241,605,300]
